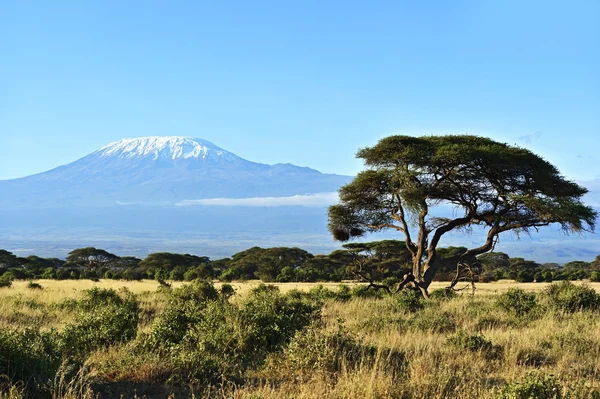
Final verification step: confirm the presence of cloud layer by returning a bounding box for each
[176,192,339,207]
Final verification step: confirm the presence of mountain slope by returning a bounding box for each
[0,136,352,208]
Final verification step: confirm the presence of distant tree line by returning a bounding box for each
[1,243,600,284]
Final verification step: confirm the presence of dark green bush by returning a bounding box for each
[336,284,352,302]
[219,283,236,299]
[60,288,139,356]
[350,285,387,299]
[497,288,538,317]
[395,289,425,312]
[495,371,563,399]
[27,281,43,290]
[307,284,338,302]
[0,275,12,288]
[429,288,458,301]
[0,328,62,397]
[411,311,457,333]
[447,330,503,359]
[136,281,320,386]
[544,281,600,312]
[275,322,405,380]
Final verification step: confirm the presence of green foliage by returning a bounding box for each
[447,330,503,359]
[60,288,139,356]
[497,288,538,317]
[495,372,563,399]
[429,288,458,300]
[65,247,118,269]
[273,321,406,380]
[219,283,235,299]
[26,281,43,290]
[0,328,62,397]
[350,285,388,299]
[307,284,339,302]
[544,281,600,312]
[410,310,457,333]
[0,275,12,288]
[134,281,320,386]
[395,289,425,312]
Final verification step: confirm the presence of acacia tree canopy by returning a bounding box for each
[328,135,597,297]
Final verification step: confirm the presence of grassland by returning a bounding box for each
[2,279,600,398]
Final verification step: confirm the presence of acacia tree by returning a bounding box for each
[66,247,118,269]
[328,135,596,297]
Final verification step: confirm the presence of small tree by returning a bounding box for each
[328,135,596,297]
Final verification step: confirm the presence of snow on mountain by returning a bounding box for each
[97,136,238,162]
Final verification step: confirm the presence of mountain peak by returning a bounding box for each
[97,136,234,161]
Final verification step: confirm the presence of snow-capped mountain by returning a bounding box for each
[0,136,351,208]
[97,136,239,162]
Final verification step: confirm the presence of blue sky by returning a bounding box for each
[1,1,598,181]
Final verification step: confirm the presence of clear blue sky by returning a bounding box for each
[1,1,598,181]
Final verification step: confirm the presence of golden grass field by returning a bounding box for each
[2,279,600,398]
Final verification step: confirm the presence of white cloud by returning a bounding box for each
[175,192,340,207]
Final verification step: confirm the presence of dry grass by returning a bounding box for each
[3,279,600,398]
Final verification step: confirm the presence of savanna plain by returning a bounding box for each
[2,279,600,399]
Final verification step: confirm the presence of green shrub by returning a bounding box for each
[411,310,457,333]
[497,288,538,317]
[590,271,600,282]
[335,284,352,302]
[395,289,425,312]
[429,288,458,300]
[136,281,320,386]
[544,281,600,312]
[26,281,43,290]
[274,322,405,380]
[219,283,236,299]
[447,330,503,359]
[0,328,62,396]
[495,371,563,399]
[0,276,13,288]
[350,285,387,299]
[238,284,320,359]
[60,288,139,356]
[307,284,338,302]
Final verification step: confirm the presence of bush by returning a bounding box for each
[219,283,236,299]
[0,277,12,288]
[447,330,503,359]
[495,371,563,399]
[27,281,43,290]
[0,328,62,396]
[429,288,458,301]
[411,310,457,333]
[336,284,352,302]
[60,288,139,356]
[395,289,425,312]
[544,281,600,312]
[497,288,538,317]
[273,322,405,380]
[590,271,600,282]
[350,285,388,299]
[135,281,320,385]
[307,284,338,302]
